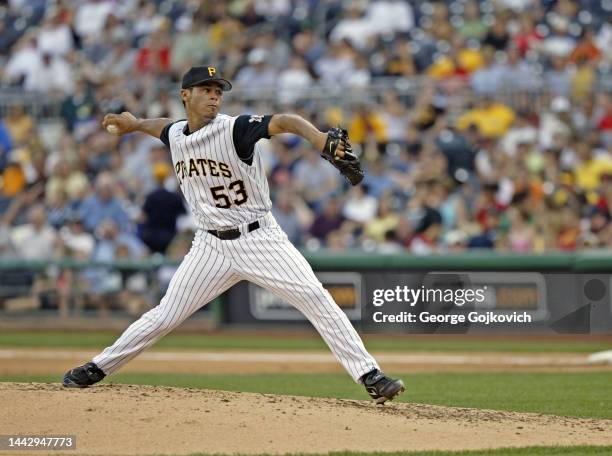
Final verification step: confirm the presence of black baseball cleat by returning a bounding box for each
[361,369,405,404]
[62,362,106,388]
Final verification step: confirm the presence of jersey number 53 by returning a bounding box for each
[210,180,248,208]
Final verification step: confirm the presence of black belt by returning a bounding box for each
[207,221,260,240]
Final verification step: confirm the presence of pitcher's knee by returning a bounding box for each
[142,309,177,334]
[155,316,179,333]
[297,283,330,301]
[292,285,343,312]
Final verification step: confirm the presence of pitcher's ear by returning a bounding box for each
[180,88,191,104]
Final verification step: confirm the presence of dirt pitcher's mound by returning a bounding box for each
[1,383,611,455]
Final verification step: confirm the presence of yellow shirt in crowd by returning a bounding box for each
[575,156,612,191]
[456,103,516,137]
[427,48,485,78]
[349,113,387,144]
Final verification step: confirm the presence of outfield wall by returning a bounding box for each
[0,252,611,333]
[225,252,612,334]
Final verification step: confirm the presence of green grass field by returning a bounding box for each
[1,331,611,455]
[0,331,610,353]
[1,331,611,419]
[2,371,610,419]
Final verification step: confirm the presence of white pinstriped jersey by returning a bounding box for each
[167,114,272,230]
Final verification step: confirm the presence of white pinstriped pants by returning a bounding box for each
[92,213,379,382]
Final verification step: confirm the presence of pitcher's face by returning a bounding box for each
[181,82,224,119]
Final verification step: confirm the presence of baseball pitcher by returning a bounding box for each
[62,66,404,404]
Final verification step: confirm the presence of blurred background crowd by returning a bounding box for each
[0,0,612,274]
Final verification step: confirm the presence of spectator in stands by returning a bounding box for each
[254,30,291,70]
[78,172,131,233]
[409,206,443,255]
[364,195,398,243]
[58,212,95,260]
[512,13,543,56]
[138,162,185,254]
[171,19,211,74]
[132,2,163,40]
[545,56,572,97]
[382,38,417,77]
[1,161,26,199]
[308,197,345,243]
[501,111,538,157]
[362,161,396,199]
[269,139,298,189]
[343,184,378,225]
[235,48,278,96]
[135,22,172,76]
[46,188,72,230]
[10,204,58,260]
[542,15,576,59]
[556,206,581,251]
[596,95,612,143]
[293,148,340,210]
[37,7,74,56]
[348,105,387,152]
[98,38,137,79]
[425,2,453,42]
[329,2,374,51]
[343,54,371,88]
[272,191,311,246]
[436,127,478,183]
[379,91,410,146]
[74,0,114,40]
[45,158,89,207]
[92,219,146,262]
[81,218,145,314]
[573,142,612,192]
[483,17,510,51]
[27,52,74,96]
[4,33,41,88]
[427,35,484,80]
[507,208,535,252]
[539,97,573,150]
[377,229,404,254]
[501,46,539,92]
[470,47,505,95]
[456,97,515,138]
[569,28,602,65]
[314,41,356,84]
[458,1,487,41]
[60,79,97,132]
[278,56,313,105]
[0,120,13,172]
[292,28,325,66]
[444,230,469,253]
[4,106,33,147]
[366,0,414,35]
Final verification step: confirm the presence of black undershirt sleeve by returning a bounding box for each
[232,114,273,165]
[159,122,175,147]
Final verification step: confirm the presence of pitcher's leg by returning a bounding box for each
[233,230,379,382]
[93,246,234,375]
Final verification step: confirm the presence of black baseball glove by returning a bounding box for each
[320,127,364,185]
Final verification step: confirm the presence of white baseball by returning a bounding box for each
[106,124,120,134]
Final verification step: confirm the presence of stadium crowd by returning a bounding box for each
[0,0,611,272]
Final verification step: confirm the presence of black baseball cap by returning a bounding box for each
[181,66,232,91]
